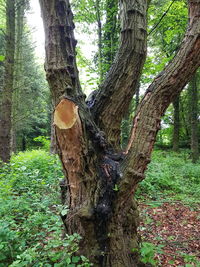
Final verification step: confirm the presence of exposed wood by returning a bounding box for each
[54,99,78,129]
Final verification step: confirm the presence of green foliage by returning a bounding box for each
[142,0,188,85]
[0,150,91,266]
[13,35,51,150]
[140,242,163,266]
[72,0,119,87]
[33,136,50,151]
[137,150,200,203]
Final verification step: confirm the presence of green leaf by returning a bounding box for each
[66,257,71,264]
[61,208,69,216]
[0,55,5,61]
[72,256,80,263]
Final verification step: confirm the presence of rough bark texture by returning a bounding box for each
[172,96,180,152]
[188,72,199,163]
[0,0,15,162]
[91,0,147,148]
[39,0,200,266]
[120,0,200,201]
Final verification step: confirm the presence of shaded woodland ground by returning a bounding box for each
[139,201,200,266]
[0,149,199,266]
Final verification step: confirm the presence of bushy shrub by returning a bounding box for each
[33,136,50,151]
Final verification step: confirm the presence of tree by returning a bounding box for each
[188,71,199,163]
[102,0,119,76]
[39,0,200,266]
[0,0,15,162]
[172,96,180,151]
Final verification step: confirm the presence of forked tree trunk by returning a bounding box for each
[0,0,15,162]
[39,0,200,266]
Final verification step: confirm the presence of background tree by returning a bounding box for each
[0,0,15,162]
[188,71,199,163]
[39,0,200,266]
[172,96,180,151]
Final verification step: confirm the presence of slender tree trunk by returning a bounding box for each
[188,72,199,163]
[0,0,15,162]
[39,0,200,266]
[102,0,119,76]
[135,83,140,111]
[12,0,24,153]
[172,96,180,151]
[180,97,190,145]
[95,0,103,82]
[21,134,26,151]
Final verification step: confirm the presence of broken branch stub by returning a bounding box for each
[54,99,78,129]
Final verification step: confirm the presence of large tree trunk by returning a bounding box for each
[0,0,15,162]
[39,0,200,266]
[188,72,199,163]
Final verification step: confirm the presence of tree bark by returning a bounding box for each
[91,0,147,148]
[172,96,180,152]
[12,0,25,153]
[0,0,15,162]
[188,72,199,163]
[39,0,200,266]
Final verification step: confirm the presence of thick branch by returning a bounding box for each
[91,0,147,148]
[39,0,83,104]
[119,0,200,199]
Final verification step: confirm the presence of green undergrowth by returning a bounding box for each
[0,149,199,266]
[0,150,91,267]
[136,149,200,205]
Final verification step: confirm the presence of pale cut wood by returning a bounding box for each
[54,99,78,130]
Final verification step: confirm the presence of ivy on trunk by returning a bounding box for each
[39,0,200,266]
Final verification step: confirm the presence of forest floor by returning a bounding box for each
[1,149,200,266]
[139,197,200,266]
